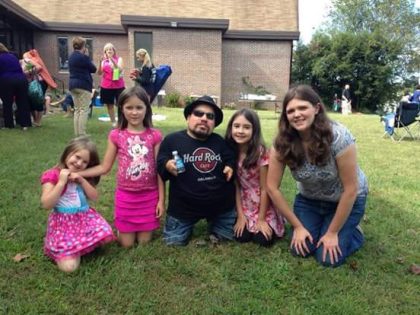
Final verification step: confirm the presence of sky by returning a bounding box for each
[299,0,420,44]
[298,0,332,43]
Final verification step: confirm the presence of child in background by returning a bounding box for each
[225,108,284,246]
[78,86,165,248]
[40,137,115,273]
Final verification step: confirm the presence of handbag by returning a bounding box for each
[28,78,44,105]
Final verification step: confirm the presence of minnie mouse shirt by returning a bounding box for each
[109,128,162,192]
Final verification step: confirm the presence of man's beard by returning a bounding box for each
[188,126,210,140]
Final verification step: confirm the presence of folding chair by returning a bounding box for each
[382,102,420,141]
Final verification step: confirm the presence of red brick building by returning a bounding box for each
[1,0,299,105]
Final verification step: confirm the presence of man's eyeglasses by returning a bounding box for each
[192,110,215,120]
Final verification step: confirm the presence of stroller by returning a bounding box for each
[382,102,420,141]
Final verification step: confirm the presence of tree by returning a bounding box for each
[328,0,420,80]
[292,31,400,111]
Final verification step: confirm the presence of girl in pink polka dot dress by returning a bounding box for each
[40,137,115,272]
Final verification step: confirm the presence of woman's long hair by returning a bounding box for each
[225,108,266,169]
[274,85,333,170]
[136,48,152,68]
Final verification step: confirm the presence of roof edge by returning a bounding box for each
[121,15,229,31]
[224,30,300,41]
[42,22,126,34]
[1,0,44,29]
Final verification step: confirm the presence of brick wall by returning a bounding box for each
[221,39,292,107]
[13,0,298,32]
[128,27,223,100]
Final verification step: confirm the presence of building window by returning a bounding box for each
[58,37,69,71]
[134,32,152,68]
[57,36,94,71]
[85,38,93,60]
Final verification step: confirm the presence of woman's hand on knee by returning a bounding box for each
[291,226,313,256]
[317,231,342,265]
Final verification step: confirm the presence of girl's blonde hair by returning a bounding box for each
[58,136,101,185]
[136,48,152,67]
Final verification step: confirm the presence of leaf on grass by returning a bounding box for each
[194,239,207,247]
[349,260,358,271]
[13,253,30,262]
[408,264,420,275]
[395,257,405,264]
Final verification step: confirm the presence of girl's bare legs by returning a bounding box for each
[57,256,80,273]
[137,231,153,245]
[118,232,136,248]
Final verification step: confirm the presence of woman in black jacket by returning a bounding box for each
[130,48,154,100]
[68,37,96,136]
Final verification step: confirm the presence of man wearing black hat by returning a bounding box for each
[157,95,236,245]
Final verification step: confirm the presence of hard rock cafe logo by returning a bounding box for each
[184,147,221,173]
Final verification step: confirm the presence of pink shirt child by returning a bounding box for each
[109,127,162,192]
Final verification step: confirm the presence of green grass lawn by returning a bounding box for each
[1,107,419,314]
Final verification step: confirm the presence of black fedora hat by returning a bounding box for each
[183,95,223,127]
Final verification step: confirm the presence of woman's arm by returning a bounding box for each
[41,169,70,209]
[77,138,117,178]
[234,180,247,237]
[266,148,313,255]
[154,142,165,218]
[316,144,358,263]
[256,165,273,239]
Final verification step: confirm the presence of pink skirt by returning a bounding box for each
[114,188,160,233]
[44,208,116,262]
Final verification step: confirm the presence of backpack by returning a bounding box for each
[150,67,157,84]
[150,65,172,103]
[28,79,44,106]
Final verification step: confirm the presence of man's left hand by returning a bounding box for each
[223,166,233,181]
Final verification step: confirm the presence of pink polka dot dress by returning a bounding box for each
[41,168,116,262]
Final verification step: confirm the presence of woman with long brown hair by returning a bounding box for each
[266,85,368,267]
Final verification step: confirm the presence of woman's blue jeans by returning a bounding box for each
[291,194,366,267]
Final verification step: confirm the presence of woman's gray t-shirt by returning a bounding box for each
[290,122,368,202]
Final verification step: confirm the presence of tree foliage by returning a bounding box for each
[329,0,420,79]
[292,0,420,111]
[292,32,400,111]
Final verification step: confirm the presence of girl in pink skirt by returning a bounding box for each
[78,86,165,248]
[40,137,115,272]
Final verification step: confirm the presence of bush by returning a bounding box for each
[165,92,181,108]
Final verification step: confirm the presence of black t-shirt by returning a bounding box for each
[157,130,236,220]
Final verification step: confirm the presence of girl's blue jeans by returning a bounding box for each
[291,194,366,267]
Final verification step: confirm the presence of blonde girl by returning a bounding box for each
[40,136,115,272]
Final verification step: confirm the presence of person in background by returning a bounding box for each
[97,43,125,127]
[341,84,352,115]
[408,85,420,104]
[0,42,31,130]
[130,48,154,100]
[68,37,97,136]
[267,85,368,267]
